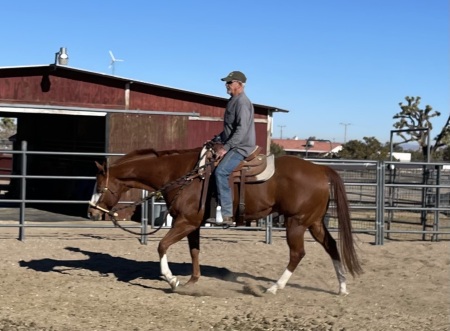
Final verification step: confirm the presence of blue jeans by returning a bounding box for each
[215,149,244,217]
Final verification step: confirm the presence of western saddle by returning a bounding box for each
[199,144,275,224]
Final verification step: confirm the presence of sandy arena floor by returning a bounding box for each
[0,224,448,331]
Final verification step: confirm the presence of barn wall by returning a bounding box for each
[0,66,277,220]
[0,71,125,109]
[187,120,269,154]
[0,153,12,176]
[0,67,272,118]
[0,70,269,154]
[107,114,268,158]
[129,85,269,119]
[129,86,224,114]
[108,113,189,154]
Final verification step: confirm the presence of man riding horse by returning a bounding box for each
[87,71,362,294]
[206,70,256,227]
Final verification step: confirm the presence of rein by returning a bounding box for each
[91,147,217,236]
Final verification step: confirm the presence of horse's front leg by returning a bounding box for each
[185,227,201,286]
[157,219,196,291]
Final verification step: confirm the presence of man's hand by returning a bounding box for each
[212,143,227,160]
[216,146,227,158]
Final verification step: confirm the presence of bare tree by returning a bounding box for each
[433,114,450,149]
[393,96,449,158]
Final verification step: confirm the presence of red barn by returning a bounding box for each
[0,62,288,218]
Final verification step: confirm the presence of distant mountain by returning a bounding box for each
[401,143,420,151]
[391,141,420,151]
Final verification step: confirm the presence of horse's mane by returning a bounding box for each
[114,147,203,166]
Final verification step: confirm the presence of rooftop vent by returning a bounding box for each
[55,47,69,65]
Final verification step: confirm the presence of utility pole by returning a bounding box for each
[277,125,286,139]
[339,122,352,143]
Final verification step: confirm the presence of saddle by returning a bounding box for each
[230,146,274,182]
[198,144,275,225]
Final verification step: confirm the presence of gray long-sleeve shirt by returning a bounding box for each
[218,92,256,157]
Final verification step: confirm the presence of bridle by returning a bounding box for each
[88,145,219,235]
[89,160,121,217]
[88,188,120,217]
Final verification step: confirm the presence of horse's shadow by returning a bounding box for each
[19,246,334,295]
[18,246,267,286]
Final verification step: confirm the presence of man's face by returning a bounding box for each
[225,80,242,95]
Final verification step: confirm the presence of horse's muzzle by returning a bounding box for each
[88,202,118,220]
[88,210,103,221]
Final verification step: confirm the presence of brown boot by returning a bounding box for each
[221,216,235,227]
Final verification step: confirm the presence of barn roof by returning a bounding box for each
[0,64,289,114]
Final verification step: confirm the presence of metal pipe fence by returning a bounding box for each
[1,142,449,245]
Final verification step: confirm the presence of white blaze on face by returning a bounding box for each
[89,183,101,206]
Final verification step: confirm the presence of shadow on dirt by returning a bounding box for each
[19,246,334,295]
[18,247,270,285]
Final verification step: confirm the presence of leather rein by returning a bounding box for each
[90,147,217,236]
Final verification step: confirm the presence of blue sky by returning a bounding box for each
[1,0,448,144]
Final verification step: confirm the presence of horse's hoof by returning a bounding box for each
[169,277,180,291]
[338,284,349,296]
[185,278,199,286]
[161,275,180,291]
[266,286,278,295]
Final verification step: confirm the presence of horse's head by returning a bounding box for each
[88,161,125,221]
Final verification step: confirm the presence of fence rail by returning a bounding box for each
[1,141,449,245]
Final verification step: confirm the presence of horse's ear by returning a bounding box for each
[95,161,106,173]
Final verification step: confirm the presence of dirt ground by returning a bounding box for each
[0,223,448,331]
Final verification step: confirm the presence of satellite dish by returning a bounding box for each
[108,50,124,75]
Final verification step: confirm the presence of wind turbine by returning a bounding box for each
[108,50,124,76]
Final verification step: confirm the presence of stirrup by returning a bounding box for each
[205,217,235,227]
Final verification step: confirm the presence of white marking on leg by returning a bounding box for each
[266,269,293,295]
[160,254,179,290]
[333,259,348,295]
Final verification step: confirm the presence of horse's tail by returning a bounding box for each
[326,167,363,277]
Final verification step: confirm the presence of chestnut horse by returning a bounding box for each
[88,147,362,295]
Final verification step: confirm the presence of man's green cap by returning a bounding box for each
[220,71,247,83]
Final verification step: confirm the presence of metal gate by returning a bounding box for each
[1,142,449,245]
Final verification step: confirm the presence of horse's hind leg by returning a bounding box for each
[309,221,348,295]
[267,220,307,295]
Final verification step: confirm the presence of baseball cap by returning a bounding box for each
[220,71,247,83]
